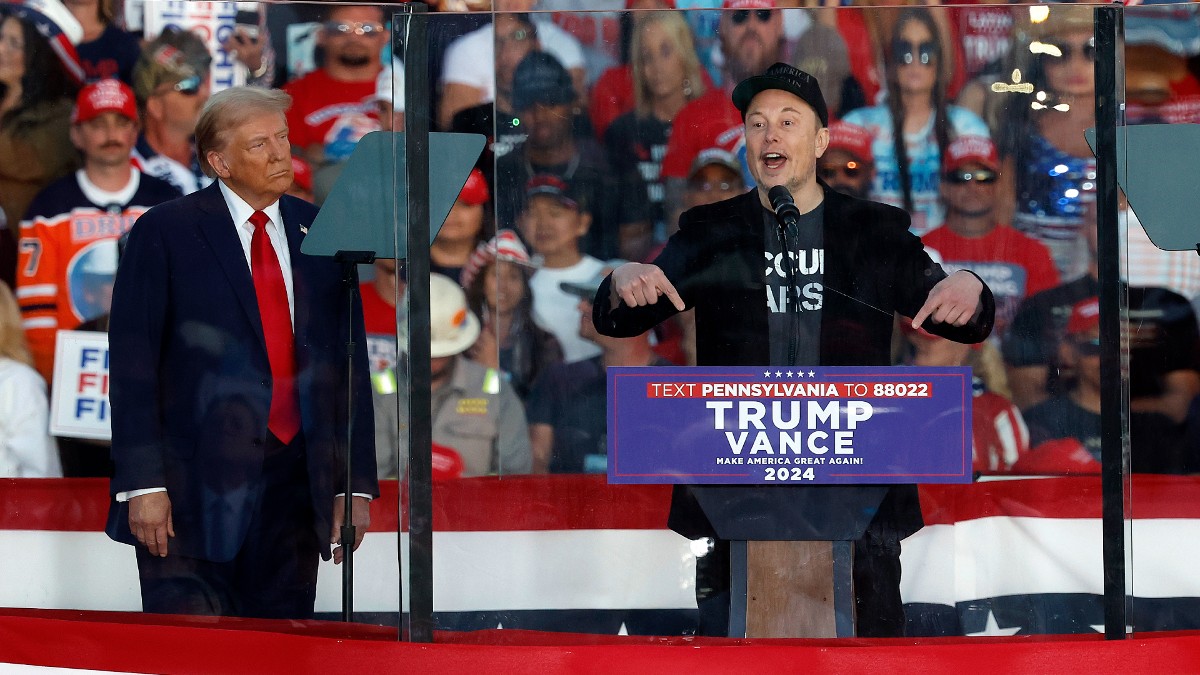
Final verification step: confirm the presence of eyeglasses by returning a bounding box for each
[687,180,739,193]
[943,169,997,185]
[1042,40,1097,63]
[496,28,533,47]
[894,40,936,67]
[729,9,772,25]
[170,75,203,96]
[819,161,867,180]
[1073,336,1101,356]
[323,20,386,36]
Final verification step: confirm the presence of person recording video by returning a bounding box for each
[594,62,995,637]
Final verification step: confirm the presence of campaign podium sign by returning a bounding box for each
[608,365,974,638]
[607,366,973,485]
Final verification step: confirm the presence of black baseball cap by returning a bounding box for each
[512,52,575,111]
[732,62,829,127]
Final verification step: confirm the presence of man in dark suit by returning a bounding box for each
[594,63,995,637]
[106,86,378,619]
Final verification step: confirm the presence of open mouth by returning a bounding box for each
[762,152,787,171]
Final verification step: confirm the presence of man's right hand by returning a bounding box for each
[609,263,685,311]
[129,492,174,558]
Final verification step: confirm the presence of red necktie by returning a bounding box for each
[249,210,301,444]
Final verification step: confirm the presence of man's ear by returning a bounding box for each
[207,150,230,179]
[814,126,830,159]
[576,212,593,237]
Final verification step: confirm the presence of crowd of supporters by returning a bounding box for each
[2,0,1199,480]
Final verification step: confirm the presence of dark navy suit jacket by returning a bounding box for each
[105,182,378,562]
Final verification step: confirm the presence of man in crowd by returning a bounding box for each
[1004,206,1200,418]
[816,120,875,200]
[658,0,786,232]
[131,28,213,195]
[496,52,650,261]
[922,135,1059,340]
[284,4,386,166]
[106,87,377,618]
[527,271,668,474]
[18,79,179,385]
[373,274,531,479]
[438,3,585,135]
[595,63,994,637]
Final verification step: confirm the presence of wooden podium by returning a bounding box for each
[691,485,889,638]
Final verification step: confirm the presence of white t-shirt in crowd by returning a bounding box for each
[0,358,59,478]
[440,18,585,101]
[529,255,604,363]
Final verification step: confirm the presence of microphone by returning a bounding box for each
[768,185,801,230]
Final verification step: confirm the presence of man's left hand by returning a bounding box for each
[331,496,371,565]
[911,270,984,329]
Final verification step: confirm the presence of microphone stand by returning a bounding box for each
[334,249,375,622]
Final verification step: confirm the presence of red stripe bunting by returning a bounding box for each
[4,475,1200,533]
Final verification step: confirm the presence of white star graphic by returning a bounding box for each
[808,370,816,378]
[786,370,794,377]
[763,370,772,378]
[966,610,1021,637]
[775,370,783,378]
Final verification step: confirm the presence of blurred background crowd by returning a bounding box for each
[1,0,1199,482]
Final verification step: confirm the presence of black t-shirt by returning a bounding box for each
[1004,277,1200,398]
[527,355,669,473]
[763,201,824,367]
[603,112,670,227]
[77,24,141,84]
[1024,395,1187,473]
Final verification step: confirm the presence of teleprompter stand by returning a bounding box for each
[691,485,887,637]
[301,130,485,623]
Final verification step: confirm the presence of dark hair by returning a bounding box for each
[884,7,950,215]
[0,16,77,130]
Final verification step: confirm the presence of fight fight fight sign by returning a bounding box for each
[607,366,973,485]
[50,330,111,441]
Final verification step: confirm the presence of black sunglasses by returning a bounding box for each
[1073,336,1101,356]
[730,9,772,25]
[944,169,997,185]
[819,162,865,180]
[1042,39,1097,63]
[894,40,936,66]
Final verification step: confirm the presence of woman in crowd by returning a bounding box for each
[63,0,139,84]
[842,6,989,236]
[0,7,80,286]
[995,12,1097,282]
[603,10,705,245]
[463,229,563,402]
[0,283,59,477]
[430,168,491,284]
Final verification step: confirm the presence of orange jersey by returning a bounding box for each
[17,171,179,382]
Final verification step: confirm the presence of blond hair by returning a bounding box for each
[631,11,705,117]
[195,87,292,178]
[0,285,33,367]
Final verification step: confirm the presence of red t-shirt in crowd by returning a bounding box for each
[360,280,398,374]
[283,68,381,153]
[589,64,634,142]
[922,224,1060,336]
[660,88,742,180]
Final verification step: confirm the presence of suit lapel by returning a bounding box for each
[195,183,266,348]
[279,196,312,344]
